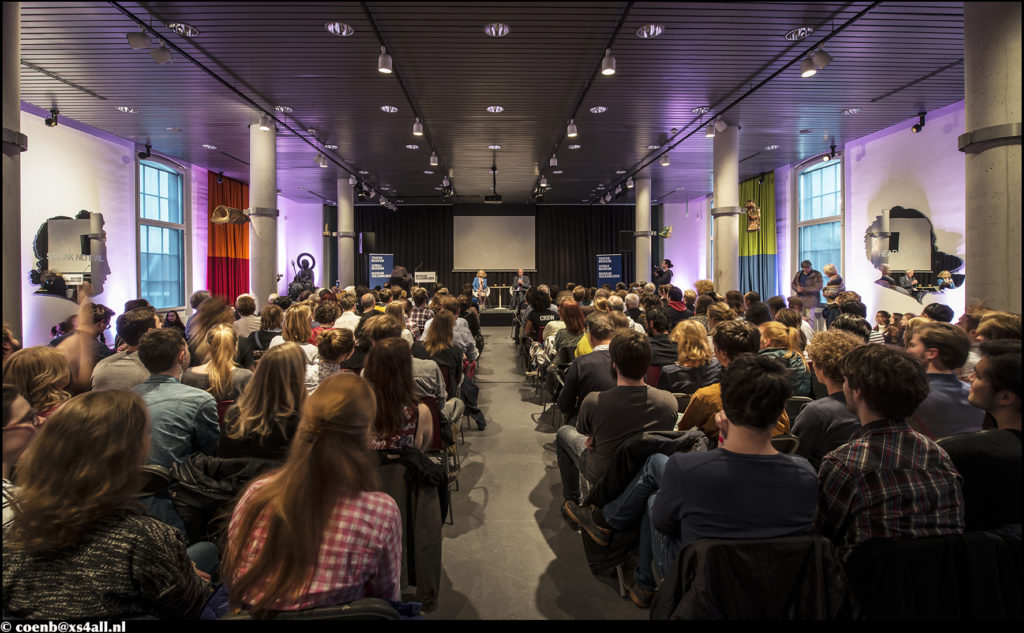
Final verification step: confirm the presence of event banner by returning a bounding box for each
[368,253,394,289]
[596,253,622,288]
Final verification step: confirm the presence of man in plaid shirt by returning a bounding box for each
[408,287,433,339]
[816,344,965,551]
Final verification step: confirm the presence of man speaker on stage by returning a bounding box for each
[511,268,531,310]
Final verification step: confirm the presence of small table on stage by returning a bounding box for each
[490,285,511,309]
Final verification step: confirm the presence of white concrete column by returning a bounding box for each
[248,122,277,304]
[712,122,740,294]
[635,175,652,283]
[336,177,355,288]
[3,2,23,340]
[963,2,1022,312]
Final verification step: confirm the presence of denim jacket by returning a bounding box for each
[132,374,219,467]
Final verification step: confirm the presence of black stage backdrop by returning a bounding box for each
[353,204,635,295]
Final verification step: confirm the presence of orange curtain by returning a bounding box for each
[207,172,250,301]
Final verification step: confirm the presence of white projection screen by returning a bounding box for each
[453,215,535,272]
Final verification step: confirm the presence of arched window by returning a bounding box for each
[794,154,844,279]
[137,156,189,309]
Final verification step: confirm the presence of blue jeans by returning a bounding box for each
[601,453,678,590]
[556,425,590,503]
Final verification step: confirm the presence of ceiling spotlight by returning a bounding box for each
[911,111,926,133]
[378,46,393,74]
[626,177,634,189]
[126,29,152,50]
[636,24,664,39]
[275,105,293,113]
[552,170,563,174]
[216,172,224,184]
[603,193,612,203]
[714,117,728,133]
[257,114,272,131]
[413,118,423,136]
[615,185,623,195]
[483,23,510,37]
[601,48,616,76]
[487,105,504,113]
[166,22,200,37]
[442,176,451,187]
[830,144,837,158]
[800,57,817,78]
[660,154,670,167]
[429,152,439,166]
[316,153,328,168]
[325,21,355,37]
[138,144,152,159]
[349,176,357,186]
[567,119,578,138]
[705,124,716,138]
[811,45,833,70]
[540,176,549,188]
[369,189,377,199]
[44,109,59,127]
[785,26,814,41]
[150,46,173,65]
[597,184,606,190]
[424,170,435,175]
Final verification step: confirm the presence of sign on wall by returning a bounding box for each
[597,253,622,288]
[368,253,394,289]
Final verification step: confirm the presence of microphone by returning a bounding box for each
[414,261,423,272]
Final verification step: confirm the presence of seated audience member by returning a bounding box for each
[683,289,697,314]
[743,301,772,326]
[580,354,817,608]
[133,328,219,468]
[524,291,559,342]
[269,305,318,363]
[608,295,646,334]
[557,329,677,514]
[182,324,254,408]
[828,313,872,344]
[677,320,790,441]
[624,293,643,323]
[790,330,865,469]
[3,385,42,528]
[233,294,261,339]
[458,293,483,343]
[3,390,214,620]
[48,303,116,364]
[976,311,1022,341]
[871,311,890,345]
[645,308,678,368]
[766,295,787,320]
[725,290,746,318]
[406,287,432,335]
[692,295,714,333]
[220,343,307,461]
[743,291,761,313]
[816,345,965,551]
[333,294,363,333]
[922,302,955,323]
[384,300,415,347]
[838,299,868,320]
[185,290,212,340]
[557,312,618,420]
[412,310,463,393]
[365,314,446,411]
[938,339,1021,531]
[189,298,254,370]
[659,320,721,394]
[223,373,401,615]
[554,300,587,356]
[364,338,432,451]
[775,307,814,348]
[248,303,283,360]
[162,309,186,332]
[908,321,985,438]
[694,279,715,298]
[311,301,341,341]
[420,295,479,362]
[758,321,811,398]
[3,347,71,423]
[92,306,161,391]
[706,302,737,333]
[665,287,692,327]
[312,328,355,389]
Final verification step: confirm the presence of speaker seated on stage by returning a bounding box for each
[511,268,531,308]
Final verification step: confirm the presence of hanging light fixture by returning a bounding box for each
[412,118,423,136]
[811,45,833,70]
[567,119,578,138]
[660,153,670,166]
[800,57,817,77]
[126,28,151,50]
[626,177,634,189]
[429,151,439,166]
[349,176,357,186]
[549,155,558,167]
[378,46,393,73]
[540,175,549,188]
[150,45,173,65]
[601,48,616,76]
[705,124,716,138]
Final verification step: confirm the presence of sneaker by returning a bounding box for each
[560,499,582,531]
[577,505,612,547]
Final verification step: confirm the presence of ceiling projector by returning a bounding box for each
[484,194,503,204]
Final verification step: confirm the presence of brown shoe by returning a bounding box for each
[561,499,582,531]
[578,505,612,547]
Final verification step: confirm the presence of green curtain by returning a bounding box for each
[738,172,777,298]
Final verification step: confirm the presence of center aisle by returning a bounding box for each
[426,326,646,620]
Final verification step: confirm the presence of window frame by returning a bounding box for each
[792,153,845,280]
[135,153,192,312]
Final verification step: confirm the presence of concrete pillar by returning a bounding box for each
[248,122,277,304]
[712,122,740,294]
[635,176,652,283]
[3,3,22,340]
[963,2,1022,312]
[336,176,355,288]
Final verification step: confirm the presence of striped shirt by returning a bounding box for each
[815,419,965,550]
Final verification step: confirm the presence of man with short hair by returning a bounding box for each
[624,293,643,324]
[92,306,161,391]
[908,321,985,438]
[922,303,955,323]
[816,345,965,551]
[645,308,677,368]
[766,295,788,320]
[955,311,983,381]
[828,314,872,343]
[557,329,677,512]
[938,340,1021,531]
[742,301,772,326]
[49,303,115,362]
[332,294,362,332]
[743,291,761,312]
[233,294,260,338]
[407,287,433,337]
[608,295,645,334]
[677,320,789,440]
[557,312,617,419]
[791,260,823,322]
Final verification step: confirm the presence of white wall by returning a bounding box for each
[662,196,710,291]
[277,197,324,296]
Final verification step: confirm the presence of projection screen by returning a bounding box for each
[452,215,536,272]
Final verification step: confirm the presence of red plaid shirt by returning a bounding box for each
[408,306,433,338]
[815,419,965,550]
[228,477,402,610]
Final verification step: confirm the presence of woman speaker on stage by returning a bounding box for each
[473,270,489,309]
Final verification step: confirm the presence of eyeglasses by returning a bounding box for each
[4,407,42,431]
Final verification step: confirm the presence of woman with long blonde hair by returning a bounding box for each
[2,346,72,422]
[182,324,253,404]
[659,320,721,393]
[365,338,432,451]
[222,372,401,616]
[758,321,811,397]
[3,390,213,619]
[269,304,317,362]
[220,342,307,460]
[385,300,415,347]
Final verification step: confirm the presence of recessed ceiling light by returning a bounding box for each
[487,105,504,113]
[406,144,420,150]
[116,106,139,113]
[358,170,369,175]
[841,107,862,115]
[764,144,779,151]
[799,128,814,134]
[483,23,510,37]
[166,22,199,37]
[380,105,398,113]
[691,106,710,114]
[552,170,563,174]
[488,144,502,150]
[636,24,664,39]
[202,144,217,150]
[434,186,444,190]
[165,127,182,133]
[589,106,607,114]
[274,105,293,113]
[785,26,814,41]
[647,144,660,150]
[325,21,355,37]
[568,144,581,150]
[424,170,435,175]
[597,184,606,190]
[324,144,338,150]
[616,170,626,174]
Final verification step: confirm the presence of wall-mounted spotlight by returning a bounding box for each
[257,114,272,131]
[378,46,393,74]
[626,177,634,189]
[714,117,728,133]
[126,28,151,50]
[811,45,833,70]
[217,171,224,184]
[705,123,716,138]
[800,57,817,78]
[660,153,670,167]
[349,176,358,186]
[601,48,616,76]
[822,144,837,161]
[150,45,173,65]
[137,144,152,160]
[44,109,59,127]
[911,112,926,133]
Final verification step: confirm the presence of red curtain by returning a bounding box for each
[207,172,250,301]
